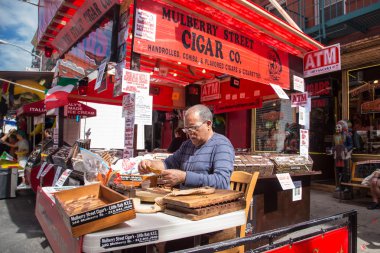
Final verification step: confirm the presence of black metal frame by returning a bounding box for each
[170,210,357,253]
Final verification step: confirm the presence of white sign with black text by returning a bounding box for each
[276,173,295,190]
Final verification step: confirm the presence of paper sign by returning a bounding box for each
[292,181,302,201]
[300,129,309,158]
[122,69,150,95]
[122,94,135,118]
[55,169,72,187]
[276,173,295,190]
[293,75,304,92]
[95,60,108,91]
[135,94,153,125]
[135,9,156,42]
[270,83,289,99]
[299,106,306,125]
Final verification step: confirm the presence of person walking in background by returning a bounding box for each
[167,127,188,153]
[0,129,30,188]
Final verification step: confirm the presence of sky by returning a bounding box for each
[0,0,39,71]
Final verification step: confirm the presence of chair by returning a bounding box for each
[209,171,260,253]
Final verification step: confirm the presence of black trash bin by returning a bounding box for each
[0,168,18,199]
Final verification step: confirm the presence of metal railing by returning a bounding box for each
[170,210,357,253]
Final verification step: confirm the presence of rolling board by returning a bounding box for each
[164,199,246,220]
[162,189,244,208]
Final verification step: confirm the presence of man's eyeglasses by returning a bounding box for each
[182,121,208,134]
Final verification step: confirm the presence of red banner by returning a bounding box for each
[133,0,290,89]
[266,227,348,253]
[51,0,119,55]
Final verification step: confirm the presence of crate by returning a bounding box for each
[54,183,136,237]
[234,155,275,176]
[271,155,313,174]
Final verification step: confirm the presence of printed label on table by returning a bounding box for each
[292,181,302,201]
[70,199,134,227]
[36,162,47,179]
[121,175,142,181]
[100,230,159,249]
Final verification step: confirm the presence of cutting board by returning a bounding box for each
[135,188,172,202]
[163,189,244,208]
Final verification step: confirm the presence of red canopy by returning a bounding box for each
[17,100,97,118]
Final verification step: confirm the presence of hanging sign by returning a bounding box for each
[122,69,150,95]
[361,99,380,114]
[293,75,304,92]
[303,44,341,78]
[270,83,289,99]
[135,94,153,125]
[200,80,221,102]
[291,92,308,107]
[51,0,119,56]
[133,0,290,89]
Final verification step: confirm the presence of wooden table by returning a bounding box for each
[35,187,246,253]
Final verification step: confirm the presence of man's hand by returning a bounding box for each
[138,160,164,174]
[161,169,186,187]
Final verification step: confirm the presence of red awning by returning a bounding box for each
[17,100,97,118]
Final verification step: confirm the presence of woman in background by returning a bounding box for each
[167,127,188,153]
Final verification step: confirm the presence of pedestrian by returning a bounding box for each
[167,127,187,153]
[138,104,235,189]
[367,170,380,210]
[0,129,30,188]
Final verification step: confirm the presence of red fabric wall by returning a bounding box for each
[226,110,251,149]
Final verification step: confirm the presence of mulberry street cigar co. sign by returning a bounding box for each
[133,0,290,89]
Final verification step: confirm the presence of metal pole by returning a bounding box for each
[0,39,42,71]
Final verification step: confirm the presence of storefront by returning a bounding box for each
[32,1,327,252]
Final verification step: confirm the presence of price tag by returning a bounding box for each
[292,181,302,201]
[40,164,54,178]
[36,162,47,179]
[55,169,72,187]
[52,166,63,186]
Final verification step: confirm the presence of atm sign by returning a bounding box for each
[201,80,221,102]
[303,44,341,78]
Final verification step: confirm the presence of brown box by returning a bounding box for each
[54,183,136,237]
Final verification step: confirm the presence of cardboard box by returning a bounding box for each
[54,183,136,237]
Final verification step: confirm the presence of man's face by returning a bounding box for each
[184,112,211,147]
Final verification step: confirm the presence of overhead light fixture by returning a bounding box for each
[374,80,378,84]
[150,72,154,75]
[178,62,181,65]
[173,73,178,77]
[202,69,206,74]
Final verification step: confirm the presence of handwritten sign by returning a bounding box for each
[122,69,150,95]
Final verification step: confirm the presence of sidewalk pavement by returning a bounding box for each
[0,189,379,252]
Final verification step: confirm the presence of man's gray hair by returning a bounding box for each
[185,104,213,122]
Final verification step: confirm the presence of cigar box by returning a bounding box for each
[54,183,136,237]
